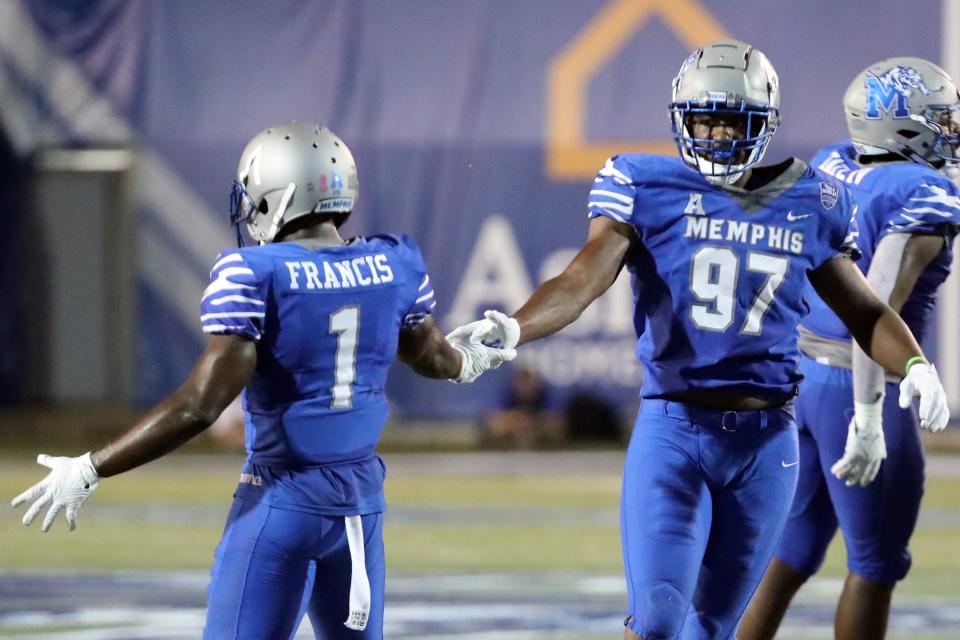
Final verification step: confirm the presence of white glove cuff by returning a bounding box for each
[906,362,934,378]
[853,396,883,432]
[78,452,101,486]
[501,316,520,350]
[449,345,473,384]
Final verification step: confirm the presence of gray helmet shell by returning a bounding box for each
[670,39,781,183]
[844,57,960,164]
[672,39,780,113]
[235,122,358,244]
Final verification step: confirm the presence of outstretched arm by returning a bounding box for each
[91,334,257,477]
[512,216,635,345]
[12,334,256,531]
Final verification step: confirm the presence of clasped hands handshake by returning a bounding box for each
[446,310,521,383]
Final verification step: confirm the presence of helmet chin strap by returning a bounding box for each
[695,155,750,186]
[703,167,748,186]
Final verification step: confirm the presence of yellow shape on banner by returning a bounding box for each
[546,0,729,181]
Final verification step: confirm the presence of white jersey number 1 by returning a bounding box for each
[329,305,360,409]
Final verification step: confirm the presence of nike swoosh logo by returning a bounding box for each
[781,460,799,468]
[786,211,811,221]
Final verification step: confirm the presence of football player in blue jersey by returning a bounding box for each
[449,41,950,640]
[10,122,515,640]
[740,57,960,640]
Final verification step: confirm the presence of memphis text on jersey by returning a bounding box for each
[683,213,804,255]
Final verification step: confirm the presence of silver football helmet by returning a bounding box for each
[669,39,781,184]
[844,57,960,165]
[230,122,358,245]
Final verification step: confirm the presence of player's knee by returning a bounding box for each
[628,582,688,639]
[848,549,911,586]
[773,548,824,581]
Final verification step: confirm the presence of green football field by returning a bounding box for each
[1,452,959,639]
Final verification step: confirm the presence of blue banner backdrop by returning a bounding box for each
[0,0,950,418]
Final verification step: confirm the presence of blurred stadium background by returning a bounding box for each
[1,1,959,638]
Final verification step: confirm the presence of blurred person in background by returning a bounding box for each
[563,389,624,444]
[482,366,564,448]
[450,40,950,639]
[10,122,514,640]
[741,57,960,640]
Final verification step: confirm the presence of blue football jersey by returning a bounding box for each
[803,141,960,344]
[588,155,858,402]
[200,234,436,514]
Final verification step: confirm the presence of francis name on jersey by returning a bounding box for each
[201,234,436,516]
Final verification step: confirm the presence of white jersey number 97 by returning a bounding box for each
[689,246,789,335]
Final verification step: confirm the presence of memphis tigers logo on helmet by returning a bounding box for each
[865,66,933,119]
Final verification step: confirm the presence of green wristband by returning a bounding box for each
[904,355,928,375]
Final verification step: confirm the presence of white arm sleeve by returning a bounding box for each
[852,233,910,403]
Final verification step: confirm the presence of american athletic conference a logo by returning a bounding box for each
[865,65,931,119]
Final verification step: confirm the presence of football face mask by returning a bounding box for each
[229,179,259,247]
[672,103,777,177]
[922,103,960,163]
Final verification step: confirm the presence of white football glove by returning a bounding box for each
[11,453,100,532]
[831,398,886,487]
[898,362,949,432]
[446,310,521,351]
[479,310,521,350]
[454,309,520,349]
[446,320,517,383]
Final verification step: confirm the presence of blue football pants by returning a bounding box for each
[774,356,924,585]
[621,398,799,640]
[204,497,385,639]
